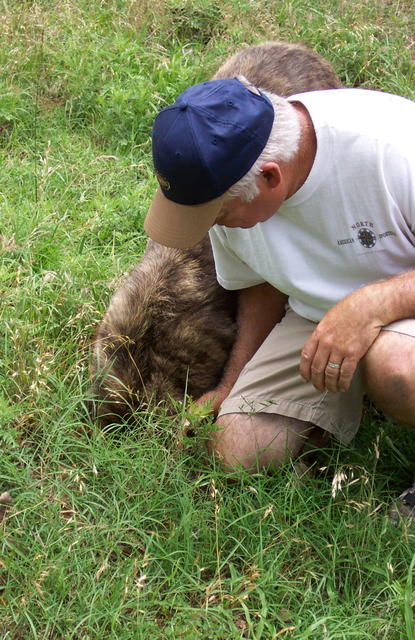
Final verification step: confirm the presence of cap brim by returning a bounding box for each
[144,188,227,249]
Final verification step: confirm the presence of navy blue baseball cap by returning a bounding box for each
[144,77,274,248]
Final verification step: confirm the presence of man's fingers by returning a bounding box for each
[302,343,358,393]
[310,360,328,392]
[323,356,357,392]
[323,359,342,392]
[300,337,319,381]
[302,340,333,391]
[336,358,358,392]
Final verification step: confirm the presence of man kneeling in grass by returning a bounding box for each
[144,75,415,518]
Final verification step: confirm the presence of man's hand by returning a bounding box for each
[178,386,230,448]
[193,386,231,417]
[300,287,384,393]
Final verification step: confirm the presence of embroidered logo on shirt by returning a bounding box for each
[357,227,376,248]
[336,220,396,249]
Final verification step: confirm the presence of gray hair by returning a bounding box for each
[225,90,301,202]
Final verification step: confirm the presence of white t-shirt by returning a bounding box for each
[209,89,415,322]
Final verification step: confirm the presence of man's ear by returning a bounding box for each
[260,162,283,189]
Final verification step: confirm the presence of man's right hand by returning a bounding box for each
[193,385,231,417]
[178,386,230,447]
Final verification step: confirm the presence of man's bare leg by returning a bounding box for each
[209,412,318,472]
[363,330,415,519]
[363,330,415,426]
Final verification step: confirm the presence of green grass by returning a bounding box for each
[1,0,415,638]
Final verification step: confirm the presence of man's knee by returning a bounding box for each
[363,330,415,426]
[209,412,313,472]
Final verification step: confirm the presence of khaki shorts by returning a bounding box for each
[218,308,415,444]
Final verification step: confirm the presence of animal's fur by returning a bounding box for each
[212,40,342,93]
[91,238,237,426]
[91,41,341,427]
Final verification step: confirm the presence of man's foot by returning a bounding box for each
[389,482,415,523]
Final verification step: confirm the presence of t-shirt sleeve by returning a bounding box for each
[385,144,415,232]
[208,225,265,290]
[379,96,415,231]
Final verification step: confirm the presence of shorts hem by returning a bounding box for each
[218,396,360,445]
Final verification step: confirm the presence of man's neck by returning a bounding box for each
[284,101,317,199]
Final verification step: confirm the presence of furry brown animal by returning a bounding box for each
[91,238,237,427]
[212,40,342,93]
[91,41,341,427]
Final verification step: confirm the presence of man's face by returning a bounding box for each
[214,169,285,229]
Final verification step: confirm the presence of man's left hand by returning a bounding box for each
[300,288,384,392]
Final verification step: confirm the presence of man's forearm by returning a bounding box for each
[365,269,415,325]
[219,282,288,392]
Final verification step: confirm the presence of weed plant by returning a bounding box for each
[1,1,415,638]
